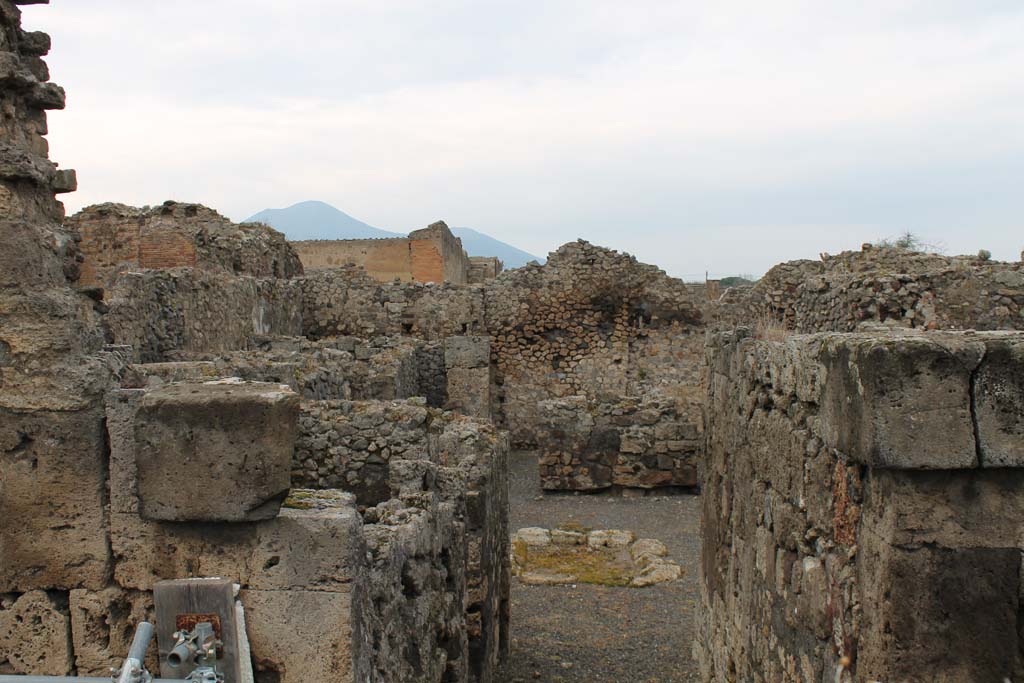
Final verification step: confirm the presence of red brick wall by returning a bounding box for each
[410,240,444,283]
[138,231,197,269]
[77,220,141,288]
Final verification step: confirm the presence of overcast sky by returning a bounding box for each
[25,0,1024,279]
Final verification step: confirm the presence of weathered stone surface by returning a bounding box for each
[106,389,144,514]
[104,269,303,363]
[630,538,667,563]
[0,591,73,675]
[240,589,352,683]
[294,398,430,506]
[514,527,551,548]
[819,334,983,469]
[587,529,634,549]
[68,201,303,289]
[513,528,681,588]
[111,493,361,591]
[536,391,700,490]
[134,380,298,521]
[0,407,110,591]
[700,330,1024,683]
[861,468,1024,550]
[974,334,1024,466]
[719,244,1024,334]
[858,543,1022,682]
[69,587,156,675]
[550,529,586,546]
[444,335,490,369]
[446,366,492,419]
[630,560,681,587]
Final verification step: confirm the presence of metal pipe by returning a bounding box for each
[126,622,155,664]
[115,622,154,683]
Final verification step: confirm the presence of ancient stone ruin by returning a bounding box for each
[290,221,503,285]
[2,2,1024,682]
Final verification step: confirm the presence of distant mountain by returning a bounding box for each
[244,200,544,268]
[244,200,402,240]
[451,227,543,268]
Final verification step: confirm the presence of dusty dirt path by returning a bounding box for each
[497,451,702,683]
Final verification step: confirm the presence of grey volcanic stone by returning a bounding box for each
[134,380,299,521]
[819,334,984,469]
[974,334,1024,467]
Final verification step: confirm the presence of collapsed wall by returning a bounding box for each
[698,328,1024,682]
[95,218,710,491]
[103,383,509,683]
[0,0,119,653]
[68,201,303,289]
[104,269,303,362]
[727,244,1024,332]
[300,241,708,490]
[486,241,705,489]
[1,5,509,682]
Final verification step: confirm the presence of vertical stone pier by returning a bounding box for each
[698,329,1024,682]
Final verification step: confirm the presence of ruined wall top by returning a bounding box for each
[69,200,304,289]
[718,244,1024,333]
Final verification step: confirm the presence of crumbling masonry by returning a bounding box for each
[4,2,1024,681]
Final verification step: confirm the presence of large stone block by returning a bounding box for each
[134,380,299,522]
[111,491,361,592]
[106,389,144,515]
[974,334,1024,467]
[240,589,353,683]
[446,367,492,419]
[861,468,1024,549]
[0,407,110,591]
[819,334,984,469]
[69,587,156,676]
[0,591,73,676]
[858,543,1023,681]
[444,336,490,369]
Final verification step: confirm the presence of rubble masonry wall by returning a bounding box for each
[68,201,303,289]
[698,328,1024,682]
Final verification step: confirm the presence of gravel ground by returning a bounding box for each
[497,451,702,683]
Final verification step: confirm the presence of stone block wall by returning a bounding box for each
[293,237,416,281]
[300,266,486,341]
[2,4,509,681]
[292,396,510,682]
[536,391,700,490]
[147,336,420,400]
[122,336,462,411]
[102,379,508,683]
[68,201,303,289]
[104,269,303,362]
[0,3,116,677]
[444,336,493,419]
[698,328,1024,682]
[294,398,433,503]
[297,242,709,485]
